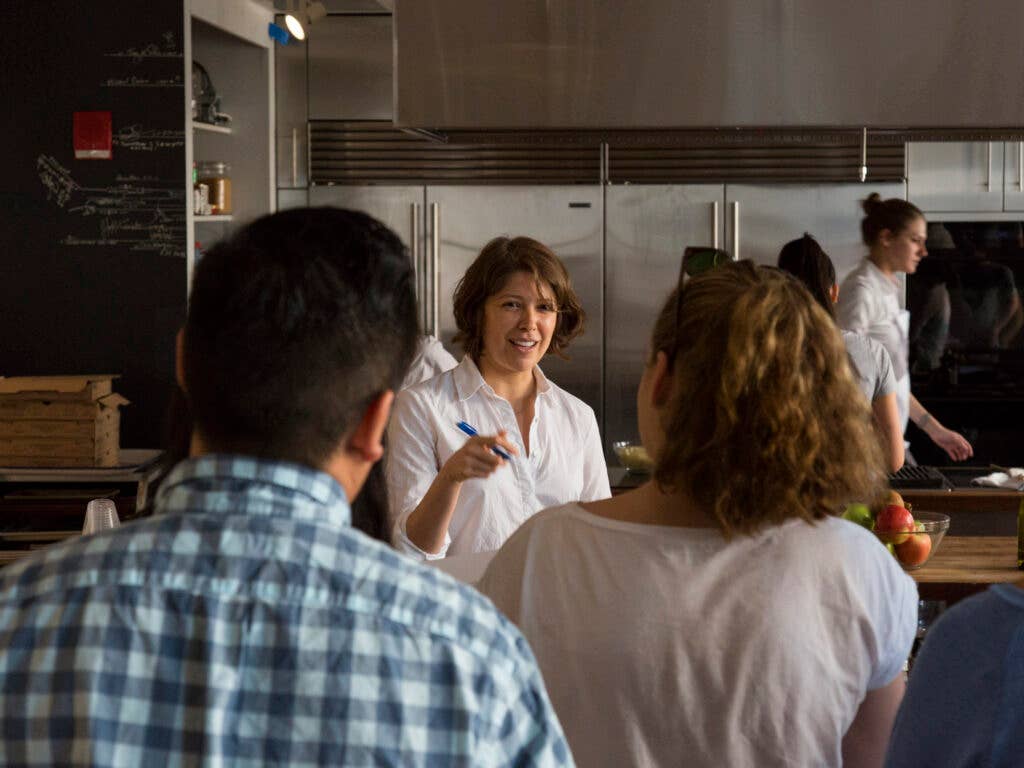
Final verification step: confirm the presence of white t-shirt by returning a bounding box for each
[478,504,918,768]
[401,335,457,391]
[385,356,610,558]
[842,330,897,403]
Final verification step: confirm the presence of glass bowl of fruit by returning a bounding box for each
[613,441,654,474]
[873,507,950,571]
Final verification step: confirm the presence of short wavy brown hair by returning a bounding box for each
[452,236,585,361]
[650,260,886,536]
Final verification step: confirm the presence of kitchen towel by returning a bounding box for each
[971,467,1024,490]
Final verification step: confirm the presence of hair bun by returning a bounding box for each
[861,192,882,215]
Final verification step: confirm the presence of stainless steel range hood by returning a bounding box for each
[394,0,1024,132]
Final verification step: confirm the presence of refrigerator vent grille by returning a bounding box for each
[609,140,905,183]
[310,122,601,184]
[309,122,906,185]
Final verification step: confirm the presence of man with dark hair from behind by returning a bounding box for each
[0,208,572,767]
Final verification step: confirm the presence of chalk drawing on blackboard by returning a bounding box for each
[37,155,186,258]
[102,75,183,88]
[38,155,78,207]
[105,32,182,62]
[115,174,160,183]
[114,125,185,152]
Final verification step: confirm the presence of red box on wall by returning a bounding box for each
[73,111,112,159]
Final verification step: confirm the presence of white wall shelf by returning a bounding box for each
[185,0,274,292]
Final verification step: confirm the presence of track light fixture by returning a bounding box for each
[277,0,327,43]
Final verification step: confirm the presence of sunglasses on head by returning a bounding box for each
[664,247,732,362]
[680,247,732,282]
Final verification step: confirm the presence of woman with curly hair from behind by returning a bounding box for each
[479,260,918,768]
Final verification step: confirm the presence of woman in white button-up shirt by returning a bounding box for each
[837,193,973,462]
[385,236,610,558]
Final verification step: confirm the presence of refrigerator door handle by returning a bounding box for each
[291,127,299,187]
[985,142,992,191]
[410,203,422,328]
[711,201,719,248]
[731,201,740,260]
[430,202,440,337]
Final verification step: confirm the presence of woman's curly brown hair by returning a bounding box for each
[452,236,585,361]
[650,260,887,536]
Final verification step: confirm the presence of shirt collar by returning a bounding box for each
[156,454,351,527]
[452,355,552,402]
[453,355,487,401]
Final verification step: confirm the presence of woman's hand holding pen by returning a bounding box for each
[403,427,518,555]
[440,431,518,484]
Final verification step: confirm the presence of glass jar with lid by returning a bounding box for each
[196,161,232,215]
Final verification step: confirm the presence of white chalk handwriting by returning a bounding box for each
[114,125,186,152]
[102,75,183,88]
[37,155,186,258]
[104,32,182,62]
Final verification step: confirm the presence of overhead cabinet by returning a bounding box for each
[1003,142,1024,211]
[907,142,1024,213]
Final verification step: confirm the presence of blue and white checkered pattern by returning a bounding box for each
[0,455,573,766]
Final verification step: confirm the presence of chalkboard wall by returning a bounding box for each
[0,1,187,449]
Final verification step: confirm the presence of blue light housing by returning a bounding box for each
[267,22,290,45]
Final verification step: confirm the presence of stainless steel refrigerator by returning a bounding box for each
[604,182,906,454]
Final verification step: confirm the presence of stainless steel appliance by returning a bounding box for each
[722,183,907,282]
[604,184,723,452]
[394,1,1024,130]
[309,185,427,327]
[603,182,906,452]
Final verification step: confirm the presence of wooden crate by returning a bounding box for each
[0,376,128,468]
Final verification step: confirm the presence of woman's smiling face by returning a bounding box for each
[478,271,558,380]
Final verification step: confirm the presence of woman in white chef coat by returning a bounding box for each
[837,193,973,462]
[478,262,917,767]
[385,235,610,558]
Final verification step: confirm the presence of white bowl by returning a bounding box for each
[613,441,654,474]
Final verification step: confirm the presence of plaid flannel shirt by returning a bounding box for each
[0,455,572,767]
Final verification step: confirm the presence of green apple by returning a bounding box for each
[842,503,874,530]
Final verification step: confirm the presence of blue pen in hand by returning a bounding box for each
[456,421,513,461]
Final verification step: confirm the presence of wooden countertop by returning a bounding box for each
[913,536,1022,602]
[902,488,1023,514]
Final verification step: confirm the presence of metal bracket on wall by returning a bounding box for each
[859,127,868,182]
[399,127,449,144]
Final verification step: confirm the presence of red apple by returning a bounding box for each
[875,504,915,544]
[895,532,932,567]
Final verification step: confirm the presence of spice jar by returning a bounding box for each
[196,161,232,215]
